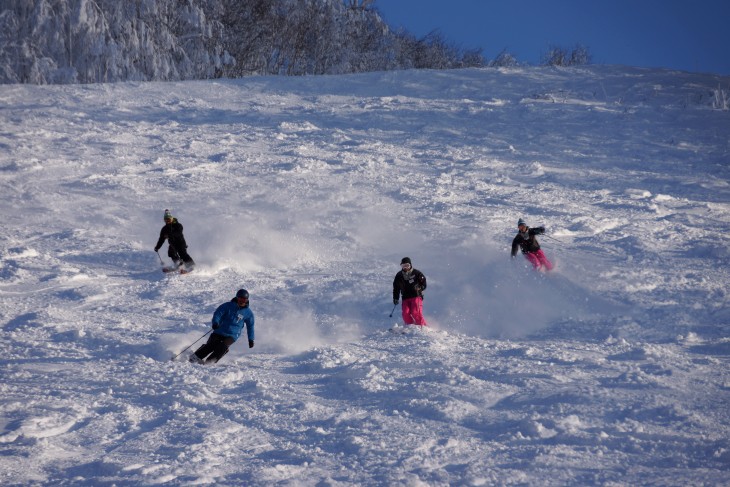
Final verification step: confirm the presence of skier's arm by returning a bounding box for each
[393,276,400,303]
[246,314,255,341]
[511,237,520,257]
[531,226,545,236]
[211,304,225,329]
[246,313,255,348]
[417,272,427,292]
[154,228,166,251]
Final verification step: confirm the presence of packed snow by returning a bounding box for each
[1,66,729,486]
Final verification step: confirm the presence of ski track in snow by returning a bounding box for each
[1,66,729,485]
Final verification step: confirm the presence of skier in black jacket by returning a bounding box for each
[511,218,553,271]
[392,257,428,327]
[154,209,195,271]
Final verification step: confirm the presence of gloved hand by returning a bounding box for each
[154,247,160,252]
[248,340,254,348]
[393,298,399,305]
[212,322,219,330]
[539,226,545,232]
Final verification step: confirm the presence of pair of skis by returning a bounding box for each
[162,266,193,274]
[388,324,427,334]
[157,251,193,274]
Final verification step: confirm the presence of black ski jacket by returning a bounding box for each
[393,268,427,301]
[511,226,544,256]
[154,218,188,253]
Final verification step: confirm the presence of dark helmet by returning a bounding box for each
[236,289,249,299]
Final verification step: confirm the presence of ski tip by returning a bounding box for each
[162,267,194,274]
[388,324,429,334]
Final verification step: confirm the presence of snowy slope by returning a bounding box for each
[1,66,729,486]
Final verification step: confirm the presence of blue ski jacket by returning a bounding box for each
[211,299,255,342]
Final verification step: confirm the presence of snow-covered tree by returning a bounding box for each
[541,43,591,67]
[0,0,487,84]
[0,0,231,83]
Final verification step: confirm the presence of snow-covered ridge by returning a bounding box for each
[1,66,729,485]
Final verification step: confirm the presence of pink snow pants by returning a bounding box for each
[402,297,427,326]
[525,249,553,271]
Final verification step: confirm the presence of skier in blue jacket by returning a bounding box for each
[190,289,255,364]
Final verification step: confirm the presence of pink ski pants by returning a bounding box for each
[525,249,553,271]
[402,297,427,326]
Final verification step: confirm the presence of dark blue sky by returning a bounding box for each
[375,0,730,76]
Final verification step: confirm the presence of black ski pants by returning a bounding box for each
[168,241,195,267]
[193,333,235,364]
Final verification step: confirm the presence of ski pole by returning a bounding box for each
[171,329,211,361]
[156,250,165,266]
[542,234,566,245]
[389,303,397,318]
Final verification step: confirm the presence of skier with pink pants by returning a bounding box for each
[511,218,554,271]
[392,257,428,327]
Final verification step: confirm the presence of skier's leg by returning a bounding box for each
[409,297,427,326]
[401,299,415,325]
[206,336,235,364]
[191,334,219,362]
[524,252,541,270]
[191,342,213,362]
[168,246,182,267]
[536,250,553,271]
[178,248,195,268]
